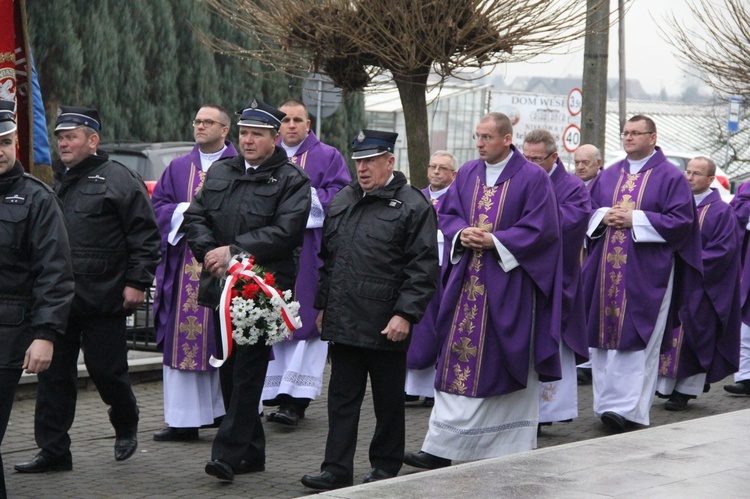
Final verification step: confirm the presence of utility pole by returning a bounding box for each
[581,0,610,154]
[618,0,627,134]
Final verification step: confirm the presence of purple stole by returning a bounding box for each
[168,166,212,370]
[598,168,653,349]
[439,177,508,396]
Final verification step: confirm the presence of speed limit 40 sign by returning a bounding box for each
[563,124,581,153]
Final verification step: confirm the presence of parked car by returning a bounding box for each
[99,141,194,195]
[604,150,732,201]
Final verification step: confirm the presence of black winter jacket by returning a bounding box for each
[0,162,74,368]
[184,147,311,307]
[315,171,439,352]
[53,152,161,315]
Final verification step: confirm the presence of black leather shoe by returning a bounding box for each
[601,411,629,432]
[665,391,694,411]
[14,454,72,473]
[577,367,592,385]
[301,470,352,490]
[235,460,265,474]
[724,380,750,395]
[267,406,299,426]
[363,468,397,483]
[205,459,234,482]
[114,433,138,461]
[422,397,434,408]
[403,451,451,470]
[153,427,199,442]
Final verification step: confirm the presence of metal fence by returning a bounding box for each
[125,287,158,351]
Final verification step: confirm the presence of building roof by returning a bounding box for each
[604,99,750,182]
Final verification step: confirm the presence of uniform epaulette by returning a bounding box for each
[108,159,145,181]
[22,172,56,193]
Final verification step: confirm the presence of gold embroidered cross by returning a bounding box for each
[606,247,627,268]
[475,214,493,232]
[605,302,620,318]
[617,194,635,211]
[179,316,202,340]
[185,257,202,281]
[465,276,485,301]
[452,337,477,362]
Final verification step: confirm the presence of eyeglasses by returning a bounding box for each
[524,151,555,164]
[427,164,454,173]
[620,131,654,138]
[472,133,497,143]
[684,170,712,178]
[192,119,228,128]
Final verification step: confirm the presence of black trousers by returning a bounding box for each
[1,368,22,499]
[34,313,138,460]
[322,344,406,480]
[212,336,272,469]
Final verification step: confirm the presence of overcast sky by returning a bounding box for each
[494,0,704,97]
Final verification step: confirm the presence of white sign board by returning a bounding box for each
[491,90,583,169]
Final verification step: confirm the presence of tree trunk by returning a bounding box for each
[395,73,431,188]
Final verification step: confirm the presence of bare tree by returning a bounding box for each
[201,0,604,187]
[668,0,750,98]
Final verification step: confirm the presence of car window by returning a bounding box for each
[109,153,148,179]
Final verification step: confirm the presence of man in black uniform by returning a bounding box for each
[185,99,311,483]
[15,106,160,473]
[0,100,73,496]
[301,130,439,490]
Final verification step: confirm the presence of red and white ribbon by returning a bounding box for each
[209,255,302,368]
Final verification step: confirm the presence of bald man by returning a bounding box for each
[574,145,603,186]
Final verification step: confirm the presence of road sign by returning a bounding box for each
[562,124,581,153]
[567,88,583,117]
[301,73,342,119]
[728,97,742,134]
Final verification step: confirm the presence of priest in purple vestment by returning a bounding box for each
[151,105,237,441]
[263,99,352,426]
[581,115,703,432]
[262,99,350,427]
[523,130,590,427]
[724,180,750,395]
[574,144,603,187]
[657,156,741,410]
[404,112,563,470]
[405,150,458,406]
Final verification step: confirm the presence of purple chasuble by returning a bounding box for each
[660,189,741,382]
[435,146,563,399]
[284,131,350,341]
[730,182,750,323]
[550,159,591,361]
[406,187,446,370]
[582,147,703,352]
[152,141,237,370]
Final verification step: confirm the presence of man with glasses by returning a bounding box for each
[405,151,458,407]
[150,105,237,442]
[522,129,590,431]
[655,157,741,410]
[581,115,702,432]
[404,113,563,469]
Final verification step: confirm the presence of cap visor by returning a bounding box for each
[54,122,84,132]
[351,149,388,160]
[237,119,277,129]
[0,122,16,137]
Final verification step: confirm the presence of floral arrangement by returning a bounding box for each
[228,264,300,346]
